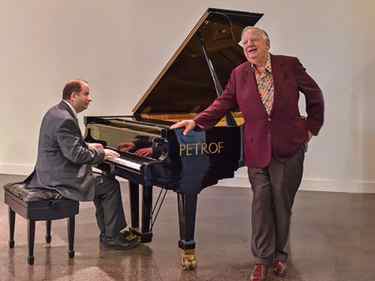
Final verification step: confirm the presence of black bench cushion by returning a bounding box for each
[4,182,63,202]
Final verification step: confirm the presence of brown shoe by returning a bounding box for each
[272,260,287,277]
[250,264,268,281]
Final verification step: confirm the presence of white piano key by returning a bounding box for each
[109,157,142,171]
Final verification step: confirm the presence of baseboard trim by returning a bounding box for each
[0,163,33,176]
[219,177,375,193]
[2,163,374,193]
[300,178,375,193]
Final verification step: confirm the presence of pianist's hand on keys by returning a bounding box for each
[104,149,120,160]
[87,143,104,150]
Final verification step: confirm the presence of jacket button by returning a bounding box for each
[268,117,271,121]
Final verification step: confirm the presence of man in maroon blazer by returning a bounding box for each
[171,26,324,281]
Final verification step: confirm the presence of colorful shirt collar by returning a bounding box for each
[251,53,272,73]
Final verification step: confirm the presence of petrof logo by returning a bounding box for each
[179,142,224,156]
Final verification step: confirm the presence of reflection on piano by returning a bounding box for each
[84,8,263,270]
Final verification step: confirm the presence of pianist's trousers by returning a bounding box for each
[93,174,126,239]
[248,145,305,266]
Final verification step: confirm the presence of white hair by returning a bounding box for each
[238,26,270,48]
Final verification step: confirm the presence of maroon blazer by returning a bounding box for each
[194,54,324,168]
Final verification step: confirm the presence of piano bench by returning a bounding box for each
[3,182,79,265]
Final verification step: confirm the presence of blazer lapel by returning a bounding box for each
[270,54,284,117]
[243,63,267,114]
[58,101,81,132]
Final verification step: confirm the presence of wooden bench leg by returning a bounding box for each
[68,216,75,258]
[46,220,52,243]
[27,219,35,265]
[8,207,15,248]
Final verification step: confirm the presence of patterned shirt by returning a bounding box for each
[253,53,274,115]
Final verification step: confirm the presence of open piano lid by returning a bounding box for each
[133,8,263,117]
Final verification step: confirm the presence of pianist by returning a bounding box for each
[171,27,324,281]
[26,79,140,250]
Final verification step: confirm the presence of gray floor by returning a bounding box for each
[0,174,374,281]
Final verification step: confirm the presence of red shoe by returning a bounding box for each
[250,264,268,281]
[272,260,287,277]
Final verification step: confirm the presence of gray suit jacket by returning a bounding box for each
[27,101,105,201]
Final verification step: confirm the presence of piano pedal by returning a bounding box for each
[181,249,197,270]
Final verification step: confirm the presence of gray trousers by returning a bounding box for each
[93,174,127,239]
[248,145,305,265]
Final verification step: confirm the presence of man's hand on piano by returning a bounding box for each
[135,147,153,157]
[117,142,135,152]
[87,143,104,151]
[104,149,120,160]
[170,120,196,135]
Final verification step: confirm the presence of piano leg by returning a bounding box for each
[129,181,139,229]
[177,192,198,270]
[141,184,153,243]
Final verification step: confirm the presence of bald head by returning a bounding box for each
[62,79,91,113]
[62,80,88,100]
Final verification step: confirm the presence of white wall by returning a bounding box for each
[1,0,374,193]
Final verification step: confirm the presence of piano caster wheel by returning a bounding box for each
[181,249,197,270]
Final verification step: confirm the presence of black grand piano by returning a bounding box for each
[84,8,263,269]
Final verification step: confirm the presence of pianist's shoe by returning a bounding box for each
[100,229,138,242]
[119,229,140,241]
[100,235,140,250]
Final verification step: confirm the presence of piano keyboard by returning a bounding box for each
[109,157,142,171]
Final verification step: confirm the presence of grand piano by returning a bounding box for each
[84,8,263,269]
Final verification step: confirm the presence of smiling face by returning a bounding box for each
[241,28,270,66]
